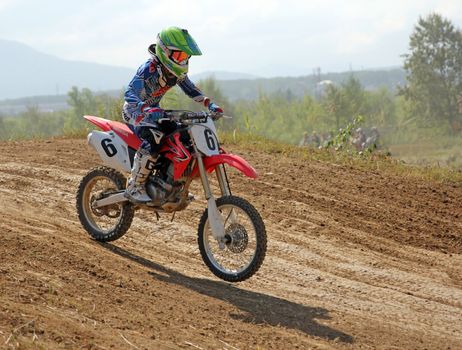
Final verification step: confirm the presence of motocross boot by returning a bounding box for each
[124,149,157,204]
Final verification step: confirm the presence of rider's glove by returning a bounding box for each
[208,102,223,114]
[144,107,164,123]
[203,97,223,114]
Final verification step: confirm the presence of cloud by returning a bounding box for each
[334,32,376,55]
[0,0,13,12]
[434,0,462,21]
[2,0,462,76]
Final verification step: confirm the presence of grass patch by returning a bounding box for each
[1,126,460,186]
[389,137,462,169]
[219,131,462,185]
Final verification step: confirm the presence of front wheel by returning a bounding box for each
[198,196,267,282]
[76,166,134,242]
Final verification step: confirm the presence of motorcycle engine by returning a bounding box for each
[146,162,174,205]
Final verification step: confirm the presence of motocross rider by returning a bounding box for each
[122,27,223,203]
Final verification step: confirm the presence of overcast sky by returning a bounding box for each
[1,0,462,77]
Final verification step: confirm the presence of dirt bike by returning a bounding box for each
[76,110,266,282]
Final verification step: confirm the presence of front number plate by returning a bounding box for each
[191,118,220,156]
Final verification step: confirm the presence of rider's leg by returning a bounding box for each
[124,125,164,203]
[125,140,157,203]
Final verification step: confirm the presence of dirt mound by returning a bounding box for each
[1,138,461,349]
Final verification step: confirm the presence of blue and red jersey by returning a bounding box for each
[123,56,206,124]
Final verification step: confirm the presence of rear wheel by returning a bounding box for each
[198,196,267,282]
[76,166,134,242]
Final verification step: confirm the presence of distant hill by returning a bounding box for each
[214,68,407,100]
[0,39,408,113]
[0,90,122,115]
[0,68,408,115]
[0,39,134,99]
[190,71,260,81]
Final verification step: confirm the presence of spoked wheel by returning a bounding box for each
[76,166,134,242]
[198,196,267,282]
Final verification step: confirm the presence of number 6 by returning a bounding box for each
[204,129,216,150]
[101,138,117,157]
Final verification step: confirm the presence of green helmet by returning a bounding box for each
[155,27,202,79]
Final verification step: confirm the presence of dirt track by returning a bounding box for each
[0,138,461,350]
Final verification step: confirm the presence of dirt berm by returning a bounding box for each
[0,138,461,349]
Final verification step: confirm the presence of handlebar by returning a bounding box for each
[163,110,224,122]
[138,110,228,128]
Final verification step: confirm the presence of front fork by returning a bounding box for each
[216,164,238,225]
[215,164,231,197]
[195,153,226,245]
[191,134,230,246]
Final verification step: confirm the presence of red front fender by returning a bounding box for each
[192,154,258,179]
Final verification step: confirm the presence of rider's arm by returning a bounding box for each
[177,75,209,106]
[178,76,223,112]
[124,60,151,114]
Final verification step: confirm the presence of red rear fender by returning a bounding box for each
[84,115,141,150]
[84,115,113,131]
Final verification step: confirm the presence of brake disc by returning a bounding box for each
[225,223,249,253]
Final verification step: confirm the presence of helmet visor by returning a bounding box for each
[170,50,190,65]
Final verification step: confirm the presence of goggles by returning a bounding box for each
[170,50,190,65]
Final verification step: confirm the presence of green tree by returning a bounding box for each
[321,76,367,131]
[364,87,397,127]
[65,87,96,132]
[402,13,462,133]
[341,75,366,119]
[323,84,345,130]
[67,86,98,118]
